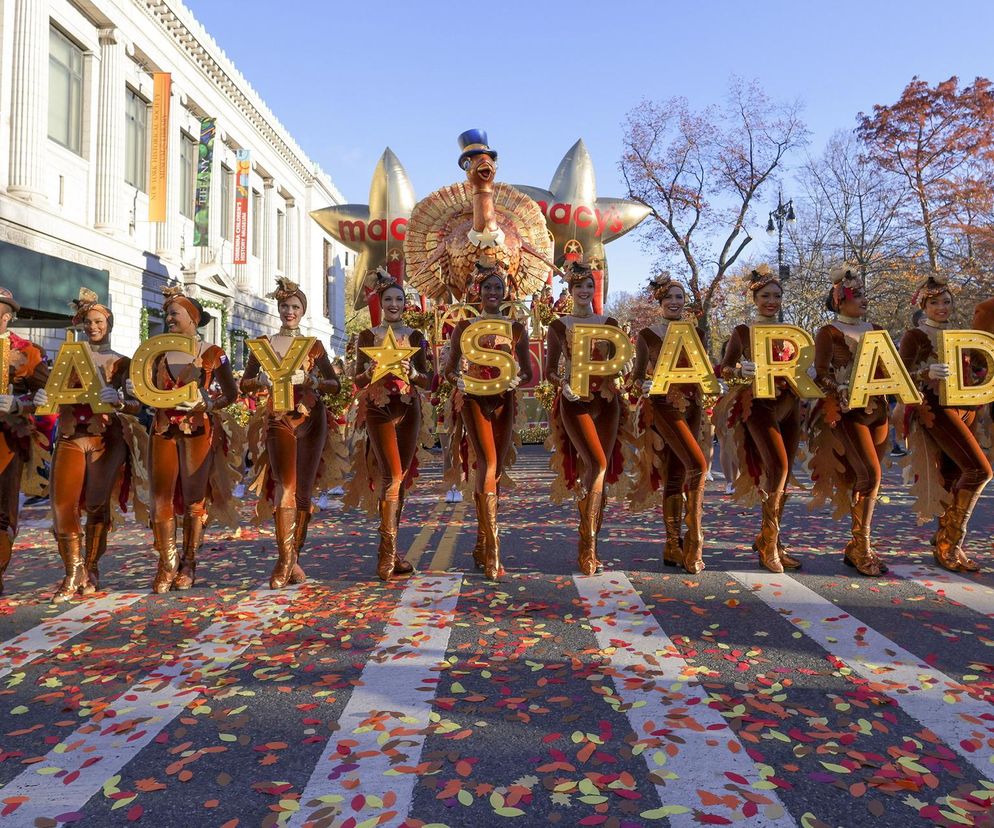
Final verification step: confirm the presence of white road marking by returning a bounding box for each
[889,564,994,616]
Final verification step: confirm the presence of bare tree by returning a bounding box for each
[620,78,808,345]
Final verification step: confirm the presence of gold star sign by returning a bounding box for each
[360,326,420,384]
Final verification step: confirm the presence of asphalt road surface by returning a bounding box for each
[1,445,992,827]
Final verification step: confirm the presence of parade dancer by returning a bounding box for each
[241,278,343,589]
[544,260,629,575]
[629,276,709,574]
[715,265,802,573]
[807,263,890,576]
[347,270,433,581]
[898,275,992,571]
[35,289,146,601]
[445,263,531,581]
[138,287,239,593]
[0,288,50,595]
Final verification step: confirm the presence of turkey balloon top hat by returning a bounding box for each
[458,129,498,170]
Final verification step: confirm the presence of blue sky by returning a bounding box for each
[185,0,994,296]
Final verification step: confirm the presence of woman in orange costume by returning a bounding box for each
[544,260,628,575]
[36,289,146,602]
[138,287,239,593]
[240,278,343,589]
[716,265,803,573]
[629,276,709,574]
[807,263,890,577]
[898,275,992,571]
[348,270,433,580]
[0,287,50,595]
[445,262,531,582]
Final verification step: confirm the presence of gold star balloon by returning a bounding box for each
[310,148,416,309]
[359,326,421,384]
[516,139,651,302]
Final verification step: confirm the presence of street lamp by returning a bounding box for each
[766,190,796,321]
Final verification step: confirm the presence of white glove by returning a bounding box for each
[0,395,19,414]
[174,391,208,412]
[456,375,467,392]
[507,374,521,391]
[257,370,272,387]
[928,363,951,380]
[641,379,653,395]
[125,378,137,398]
[740,360,757,378]
[561,382,580,402]
[32,388,49,408]
[718,380,729,395]
[99,386,123,406]
[290,369,308,386]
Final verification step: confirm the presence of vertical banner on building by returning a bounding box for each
[148,72,171,222]
[193,117,216,247]
[233,149,250,264]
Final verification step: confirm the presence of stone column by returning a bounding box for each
[8,0,49,202]
[286,199,298,282]
[94,28,125,231]
[261,179,275,293]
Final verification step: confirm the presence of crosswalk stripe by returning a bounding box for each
[730,571,994,780]
[574,573,795,827]
[428,502,467,570]
[888,564,994,616]
[0,592,146,680]
[404,501,449,570]
[0,586,293,822]
[291,574,462,828]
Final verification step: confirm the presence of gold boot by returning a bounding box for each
[80,514,110,595]
[935,487,984,572]
[754,492,784,574]
[392,489,414,576]
[270,508,297,589]
[577,492,601,576]
[289,508,311,585]
[52,533,86,604]
[376,498,399,581]
[593,492,606,573]
[682,488,706,574]
[775,492,802,570]
[482,492,503,581]
[844,493,881,577]
[174,511,205,590]
[662,495,683,567]
[471,493,487,569]
[151,518,178,594]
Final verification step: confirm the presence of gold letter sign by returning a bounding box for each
[35,329,111,415]
[938,329,994,407]
[648,322,719,396]
[848,329,921,409]
[750,325,824,400]
[246,337,316,412]
[569,324,634,399]
[129,334,200,409]
[459,319,516,396]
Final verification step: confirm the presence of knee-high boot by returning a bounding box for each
[482,492,503,581]
[152,518,178,594]
[376,498,399,581]
[471,493,487,569]
[682,488,705,574]
[577,491,601,576]
[52,533,86,603]
[270,508,297,589]
[935,487,983,572]
[662,494,683,567]
[289,508,311,585]
[844,492,880,577]
[174,511,205,590]
[393,487,414,576]
[80,513,110,594]
[754,492,784,574]
[776,492,802,570]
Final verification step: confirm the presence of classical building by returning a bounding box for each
[0,0,348,364]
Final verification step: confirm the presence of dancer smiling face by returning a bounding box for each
[660,285,686,321]
[923,289,953,324]
[380,285,406,323]
[479,273,506,315]
[80,309,111,345]
[837,285,869,319]
[164,302,198,337]
[278,296,305,330]
[753,283,783,319]
[570,276,596,315]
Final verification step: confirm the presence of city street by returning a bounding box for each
[0,446,992,827]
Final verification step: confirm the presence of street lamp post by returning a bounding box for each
[766,190,796,322]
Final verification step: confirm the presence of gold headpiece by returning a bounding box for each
[561,260,595,288]
[647,273,686,302]
[161,285,205,326]
[748,263,780,293]
[69,287,113,325]
[911,272,951,307]
[267,276,307,311]
[364,266,402,296]
[828,262,863,309]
